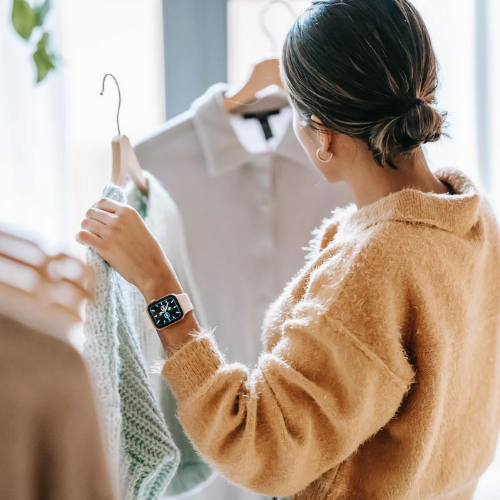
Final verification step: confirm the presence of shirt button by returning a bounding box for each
[255,240,273,256]
[253,156,268,168]
[262,238,274,251]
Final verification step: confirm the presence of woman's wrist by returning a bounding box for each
[157,312,199,356]
[138,263,200,356]
[139,263,183,304]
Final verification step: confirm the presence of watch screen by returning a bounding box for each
[148,295,184,328]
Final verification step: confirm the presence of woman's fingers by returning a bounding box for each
[76,197,173,292]
[93,197,122,213]
[76,198,125,256]
[86,207,116,225]
[76,229,103,253]
[80,218,107,239]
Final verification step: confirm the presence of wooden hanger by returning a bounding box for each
[0,229,91,336]
[224,57,285,113]
[101,74,149,194]
[111,135,148,192]
[223,0,297,113]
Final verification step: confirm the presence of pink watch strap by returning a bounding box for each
[176,293,193,315]
[142,293,194,331]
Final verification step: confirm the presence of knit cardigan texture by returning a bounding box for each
[84,185,180,500]
[161,167,500,500]
[126,172,214,498]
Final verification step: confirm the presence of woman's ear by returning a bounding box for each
[311,114,334,153]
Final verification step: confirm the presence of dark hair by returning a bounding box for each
[281,0,447,169]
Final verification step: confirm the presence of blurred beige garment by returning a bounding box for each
[0,314,115,500]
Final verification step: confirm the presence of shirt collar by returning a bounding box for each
[191,83,313,177]
[315,167,481,251]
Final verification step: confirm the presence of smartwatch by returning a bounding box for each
[142,293,194,330]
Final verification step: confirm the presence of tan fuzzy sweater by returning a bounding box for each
[162,167,500,500]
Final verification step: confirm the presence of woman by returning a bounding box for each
[78,1,500,499]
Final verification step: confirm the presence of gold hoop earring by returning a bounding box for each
[316,148,333,163]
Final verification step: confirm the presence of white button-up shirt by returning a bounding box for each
[135,83,353,500]
[136,83,353,366]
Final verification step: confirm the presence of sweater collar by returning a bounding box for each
[190,83,313,177]
[317,167,481,249]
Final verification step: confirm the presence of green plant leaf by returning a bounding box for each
[12,0,36,40]
[33,32,56,83]
[34,0,50,27]
[11,0,58,83]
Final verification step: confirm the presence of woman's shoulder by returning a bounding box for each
[304,213,437,306]
[305,189,500,311]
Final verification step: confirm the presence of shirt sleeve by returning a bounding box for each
[162,296,415,497]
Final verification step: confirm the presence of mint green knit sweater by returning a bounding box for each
[84,185,180,500]
[126,173,214,498]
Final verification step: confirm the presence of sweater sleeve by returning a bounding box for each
[162,295,415,497]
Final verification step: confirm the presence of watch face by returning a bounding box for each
[148,295,184,329]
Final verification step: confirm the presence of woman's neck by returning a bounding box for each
[344,148,450,210]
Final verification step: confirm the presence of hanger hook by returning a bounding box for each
[259,0,297,54]
[100,73,122,136]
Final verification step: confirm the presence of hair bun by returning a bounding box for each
[368,99,447,168]
[403,98,424,113]
[281,0,448,169]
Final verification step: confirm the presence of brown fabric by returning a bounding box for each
[162,167,500,499]
[0,315,115,500]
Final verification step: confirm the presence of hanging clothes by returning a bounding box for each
[135,83,353,500]
[125,172,215,498]
[135,83,353,368]
[0,314,115,500]
[83,184,180,500]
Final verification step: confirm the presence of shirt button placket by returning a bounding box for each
[254,154,276,312]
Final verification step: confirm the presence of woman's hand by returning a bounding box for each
[76,198,181,302]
